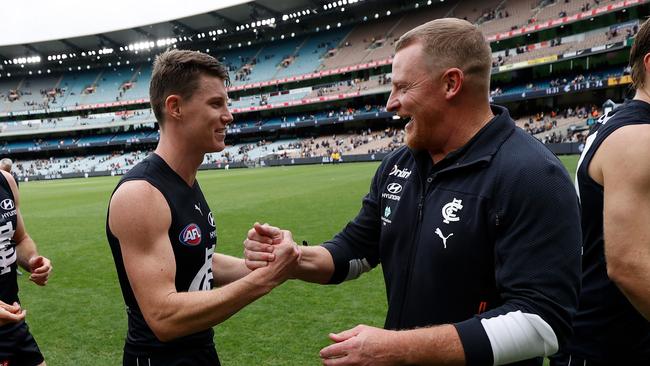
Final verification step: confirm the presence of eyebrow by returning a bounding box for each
[208,95,227,103]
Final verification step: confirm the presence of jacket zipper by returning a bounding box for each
[396,175,431,328]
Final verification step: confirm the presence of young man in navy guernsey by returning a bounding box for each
[0,169,52,366]
[244,19,582,365]
[550,20,650,366]
[106,50,300,366]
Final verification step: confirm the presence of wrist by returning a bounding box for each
[391,330,413,365]
[243,270,275,296]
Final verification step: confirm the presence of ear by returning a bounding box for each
[164,94,182,122]
[441,68,464,100]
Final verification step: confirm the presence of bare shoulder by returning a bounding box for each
[0,170,20,204]
[597,124,650,185]
[109,180,171,241]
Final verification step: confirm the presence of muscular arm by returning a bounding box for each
[109,180,299,342]
[592,124,650,319]
[212,253,251,286]
[1,171,51,285]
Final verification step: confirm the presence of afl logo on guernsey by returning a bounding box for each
[180,223,202,246]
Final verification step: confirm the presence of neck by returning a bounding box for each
[428,100,494,163]
[633,87,650,104]
[154,129,204,186]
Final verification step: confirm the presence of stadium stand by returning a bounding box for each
[0,0,645,181]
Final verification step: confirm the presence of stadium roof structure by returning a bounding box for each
[0,0,376,64]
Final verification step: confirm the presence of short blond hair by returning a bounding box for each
[395,18,492,93]
[0,158,12,173]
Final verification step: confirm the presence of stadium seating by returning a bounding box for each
[274,27,350,78]
[57,71,102,108]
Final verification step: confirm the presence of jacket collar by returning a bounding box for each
[410,104,515,173]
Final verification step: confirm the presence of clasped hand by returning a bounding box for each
[244,222,300,287]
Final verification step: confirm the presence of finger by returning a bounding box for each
[243,239,275,253]
[31,264,51,274]
[29,278,47,286]
[328,325,364,343]
[254,223,282,240]
[320,339,353,360]
[0,308,26,322]
[244,259,269,270]
[247,229,274,245]
[29,272,49,281]
[243,248,275,262]
[321,355,352,366]
[0,302,20,313]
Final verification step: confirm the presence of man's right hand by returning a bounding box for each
[244,223,284,270]
[244,222,335,285]
[0,301,26,326]
[257,230,301,288]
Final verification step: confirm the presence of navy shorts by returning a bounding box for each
[123,347,220,366]
[0,322,44,366]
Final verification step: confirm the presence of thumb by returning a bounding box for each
[328,325,364,343]
[29,256,43,270]
[280,230,294,244]
[254,223,283,243]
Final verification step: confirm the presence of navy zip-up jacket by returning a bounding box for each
[323,105,582,365]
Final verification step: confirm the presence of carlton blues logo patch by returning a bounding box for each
[179,223,202,246]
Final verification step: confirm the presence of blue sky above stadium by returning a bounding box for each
[0,0,251,46]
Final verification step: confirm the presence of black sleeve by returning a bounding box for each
[321,160,385,284]
[454,155,582,364]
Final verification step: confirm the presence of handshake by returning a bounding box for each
[241,224,398,366]
[243,222,302,288]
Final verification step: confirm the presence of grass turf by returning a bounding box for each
[16,155,579,365]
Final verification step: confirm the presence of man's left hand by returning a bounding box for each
[319,325,403,366]
[28,256,51,286]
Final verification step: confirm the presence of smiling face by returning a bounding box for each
[386,42,447,152]
[176,74,233,153]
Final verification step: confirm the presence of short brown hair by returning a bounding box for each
[149,49,230,123]
[630,19,650,89]
[395,18,492,93]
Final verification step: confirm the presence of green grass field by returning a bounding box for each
[16,155,579,365]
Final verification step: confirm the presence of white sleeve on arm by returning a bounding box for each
[344,258,372,281]
[480,310,558,365]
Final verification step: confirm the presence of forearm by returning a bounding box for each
[292,246,334,284]
[604,200,650,319]
[149,269,273,341]
[398,325,465,366]
[212,253,251,286]
[608,254,650,320]
[15,235,38,271]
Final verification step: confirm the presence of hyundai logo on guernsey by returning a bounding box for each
[207,212,217,239]
[207,212,216,228]
[180,223,202,246]
[389,164,412,179]
[0,199,14,211]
